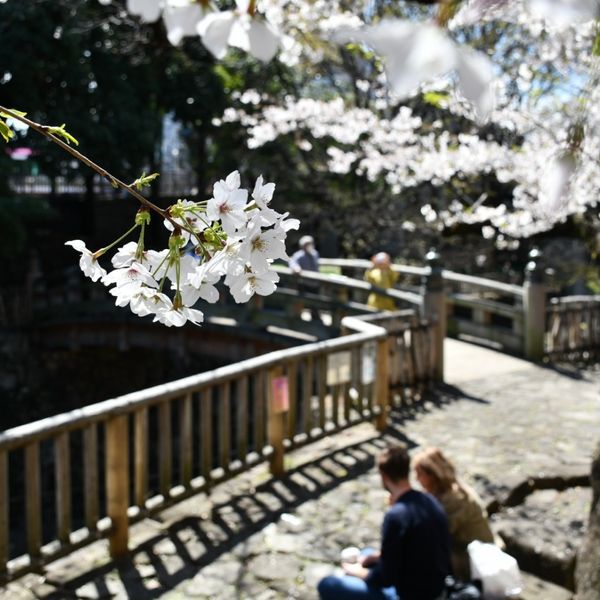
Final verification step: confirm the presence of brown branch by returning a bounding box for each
[0,105,187,231]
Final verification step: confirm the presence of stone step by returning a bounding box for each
[519,571,572,600]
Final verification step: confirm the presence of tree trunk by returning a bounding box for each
[575,442,600,599]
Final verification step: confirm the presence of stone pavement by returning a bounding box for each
[2,340,599,600]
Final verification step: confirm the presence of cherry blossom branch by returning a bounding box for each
[0,105,186,231]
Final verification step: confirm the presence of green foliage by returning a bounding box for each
[0,110,26,142]
[46,123,79,146]
[423,91,449,108]
[0,119,12,142]
[133,172,160,190]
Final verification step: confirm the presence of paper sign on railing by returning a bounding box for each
[272,376,289,413]
[362,342,377,385]
[327,351,352,385]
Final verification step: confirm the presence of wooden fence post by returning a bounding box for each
[421,249,446,382]
[375,338,390,431]
[105,415,129,559]
[524,248,546,361]
[267,367,286,477]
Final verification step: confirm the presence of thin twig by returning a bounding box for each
[0,105,187,231]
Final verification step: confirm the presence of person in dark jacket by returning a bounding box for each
[318,444,451,600]
[289,235,321,320]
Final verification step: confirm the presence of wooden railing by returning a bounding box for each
[319,258,525,355]
[0,311,435,582]
[443,273,524,355]
[546,295,600,358]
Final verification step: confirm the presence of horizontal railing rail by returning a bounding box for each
[442,271,523,298]
[275,266,423,308]
[319,257,427,278]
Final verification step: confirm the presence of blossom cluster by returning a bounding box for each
[123,0,282,62]
[65,171,298,327]
[212,0,600,241]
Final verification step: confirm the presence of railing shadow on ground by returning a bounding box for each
[41,429,415,600]
[387,382,491,428]
[541,360,593,382]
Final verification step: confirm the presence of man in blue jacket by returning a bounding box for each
[318,444,451,600]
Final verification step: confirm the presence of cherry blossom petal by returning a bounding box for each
[455,48,495,117]
[163,1,208,45]
[197,11,237,59]
[126,0,162,22]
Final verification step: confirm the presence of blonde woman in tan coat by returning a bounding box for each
[412,447,495,581]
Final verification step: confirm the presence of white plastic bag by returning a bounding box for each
[468,540,523,600]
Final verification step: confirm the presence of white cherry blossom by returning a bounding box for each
[130,288,172,317]
[226,268,280,303]
[102,262,158,290]
[182,263,220,305]
[197,0,280,62]
[252,175,275,209]
[154,303,204,327]
[126,0,161,22]
[163,0,211,45]
[206,170,249,235]
[65,240,107,282]
[238,225,288,273]
[335,20,495,117]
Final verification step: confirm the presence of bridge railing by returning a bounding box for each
[442,272,524,355]
[319,258,526,355]
[545,295,600,358]
[0,310,435,582]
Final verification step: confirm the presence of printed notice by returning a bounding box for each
[327,351,352,386]
[361,342,377,385]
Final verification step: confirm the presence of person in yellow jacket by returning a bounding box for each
[364,252,398,311]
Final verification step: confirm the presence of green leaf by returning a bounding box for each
[0,109,27,119]
[423,92,449,108]
[47,123,79,146]
[0,119,13,143]
[133,171,160,190]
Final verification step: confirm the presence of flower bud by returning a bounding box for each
[135,209,151,226]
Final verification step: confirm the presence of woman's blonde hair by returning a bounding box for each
[412,447,458,495]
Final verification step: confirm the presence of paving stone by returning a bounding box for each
[179,572,235,598]
[0,576,56,600]
[519,570,572,600]
[302,561,337,588]
[493,487,591,589]
[249,553,304,582]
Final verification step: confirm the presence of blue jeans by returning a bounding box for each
[317,549,399,600]
[317,575,399,600]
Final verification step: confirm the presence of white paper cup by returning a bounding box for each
[340,546,361,563]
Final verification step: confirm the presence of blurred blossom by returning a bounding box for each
[197,0,281,62]
[335,20,495,117]
[537,153,578,216]
[482,226,496,239]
